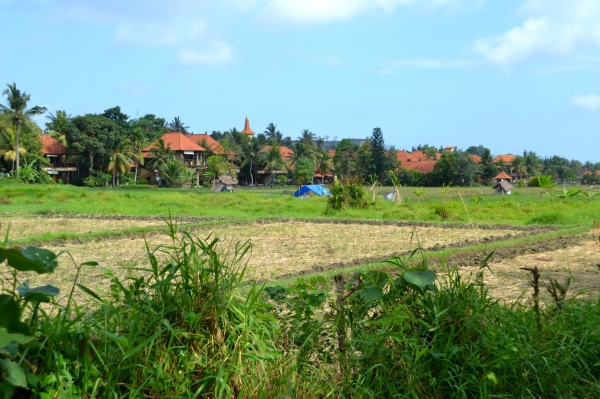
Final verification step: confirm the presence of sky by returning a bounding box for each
[1,0,599,162]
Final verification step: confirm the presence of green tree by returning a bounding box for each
[316,150,334,184]
[240,139,263,186]
[168,116,189,133]
[45,110,71,145]
[130,126,147,183]
[333,139,358,178]
[63,114,123,173]
[207,155,230,176]
[0,83,47,179]
[432,152,458,186]
[106,143,134,186]
[369,127,386,180]
[291,141,316,164]
[356,140,372,179]
[262,144,288,182]
[294,157,315,185]
[298,129,315,147]
[159,158,187,187]
[480,148,497,185]
[264,123,282,144]
[148,138,174,171]
[132,114,167,142]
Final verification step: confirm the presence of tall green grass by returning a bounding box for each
[2,222,599,397]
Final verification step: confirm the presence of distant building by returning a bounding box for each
[40,135,78,184]
[241,117,255,136]
[322,138,366,150]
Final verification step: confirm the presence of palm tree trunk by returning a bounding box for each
[249,160,254,186]
[14,120,20,180]
[134,161,138,184]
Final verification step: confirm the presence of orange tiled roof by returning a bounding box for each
[469,154,482,163]
[495,172,512,180]
[143,132,206,153]
[261,145,295,160]
[241,117,254,135]
[583,170,600,176]
[41,135,70,156]
[401,160,437,174]
[187,133,226,154]
[396,150,440,163]
[493,154,515,163]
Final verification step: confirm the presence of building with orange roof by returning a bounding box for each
[494,171,512,182]
[40,135,78,183]
[240,117,254,136]
[469,154,482,163]
[188,133,227,155]
[260,145,294,160]
[493,154,515,163]
[141,132,207,186]
[396,149,442,174]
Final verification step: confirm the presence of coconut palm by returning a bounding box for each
[106,144,134,186]
[0,83,47,179]
[0,125,27,173]
[240,138,263,186]
[148,139,174,170]
[168,116,189,133]
[263,144,288,182]
[264,123,281,144]
[130,126,147,183]
[316,150,334,184]
[45,110,71,145]
[159,158,187,187]
[298,129,315,147]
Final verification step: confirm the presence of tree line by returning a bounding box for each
[1,82,599,187]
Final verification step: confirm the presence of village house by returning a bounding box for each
[40,135,78,184]
[141,132,206,186]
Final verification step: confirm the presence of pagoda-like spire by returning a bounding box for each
[241,116,254,135]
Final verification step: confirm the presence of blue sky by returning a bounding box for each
[1,0,599,162]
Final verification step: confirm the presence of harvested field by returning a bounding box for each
[5,221,523,304]
[457,239,600,303]
[1,216,167,240]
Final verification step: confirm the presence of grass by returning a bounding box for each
[1,183,600,226]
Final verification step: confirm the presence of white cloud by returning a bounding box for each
[177,44,234,67]
[113,23,206,47]
[383,57,473,69]
[570,94,600,110]
[474,0,600,66]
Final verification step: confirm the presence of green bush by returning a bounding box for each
[326,176,368,212]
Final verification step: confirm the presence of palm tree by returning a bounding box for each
[0,83,47,179]
[168,116,189,133]
[315,137,325,151]
[159,158,186,187]
[130,127,146,183]
[298,129,315,147]
[316,150,334,184]
[264,123,281,144]
[240,138,263,186]
[45,110,71,145]
[106,143,134,186]
[291,141,316,164]
[148,139,174,170]
[0,125,27,173]
[263,144,288,183]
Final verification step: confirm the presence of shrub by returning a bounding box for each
[326,176,367,212]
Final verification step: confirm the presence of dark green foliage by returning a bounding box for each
[293,157,315,185]
[326,176,368,212]
[432,152,459,186]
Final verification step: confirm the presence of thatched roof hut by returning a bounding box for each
[493,180,514,195]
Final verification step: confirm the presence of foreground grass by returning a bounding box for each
[2,225,599,398]
[2,183,599,226]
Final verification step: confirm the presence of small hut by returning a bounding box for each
[493,180,514,195]
[494,171,512,183]
[212,174,238,192]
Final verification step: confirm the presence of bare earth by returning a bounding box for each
[458,240,600,304]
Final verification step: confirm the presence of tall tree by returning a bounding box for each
[45,110,71,145]
[0,83,47,179]
[298,129,315,147]
[132,114,167,142]
[333,139,358,178]
[64,114,123,173]
[264,123,282,144]
[369,127,386,180]
[294,157,315,185]
[240,138,263,186]
[147,138,174,170]
[263,144,288,182]
[480,148,497,184]
[316,150,334,184]
[168,116,189,133]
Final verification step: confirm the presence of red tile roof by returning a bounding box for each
[493,154,515,163]
[143,132,206,153]
[241,117,254,135]
[469,154,482,163]
[495,172,512,180]
[583,170,600,176]
[261,145,295,160]
[41,135,70,156]
[187,133,226,154]
[401,160,437,174]
[396,150,440,163]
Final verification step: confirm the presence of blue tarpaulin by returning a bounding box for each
[292,184,332,197]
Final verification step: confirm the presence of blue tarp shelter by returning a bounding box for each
[292,184,332,197]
